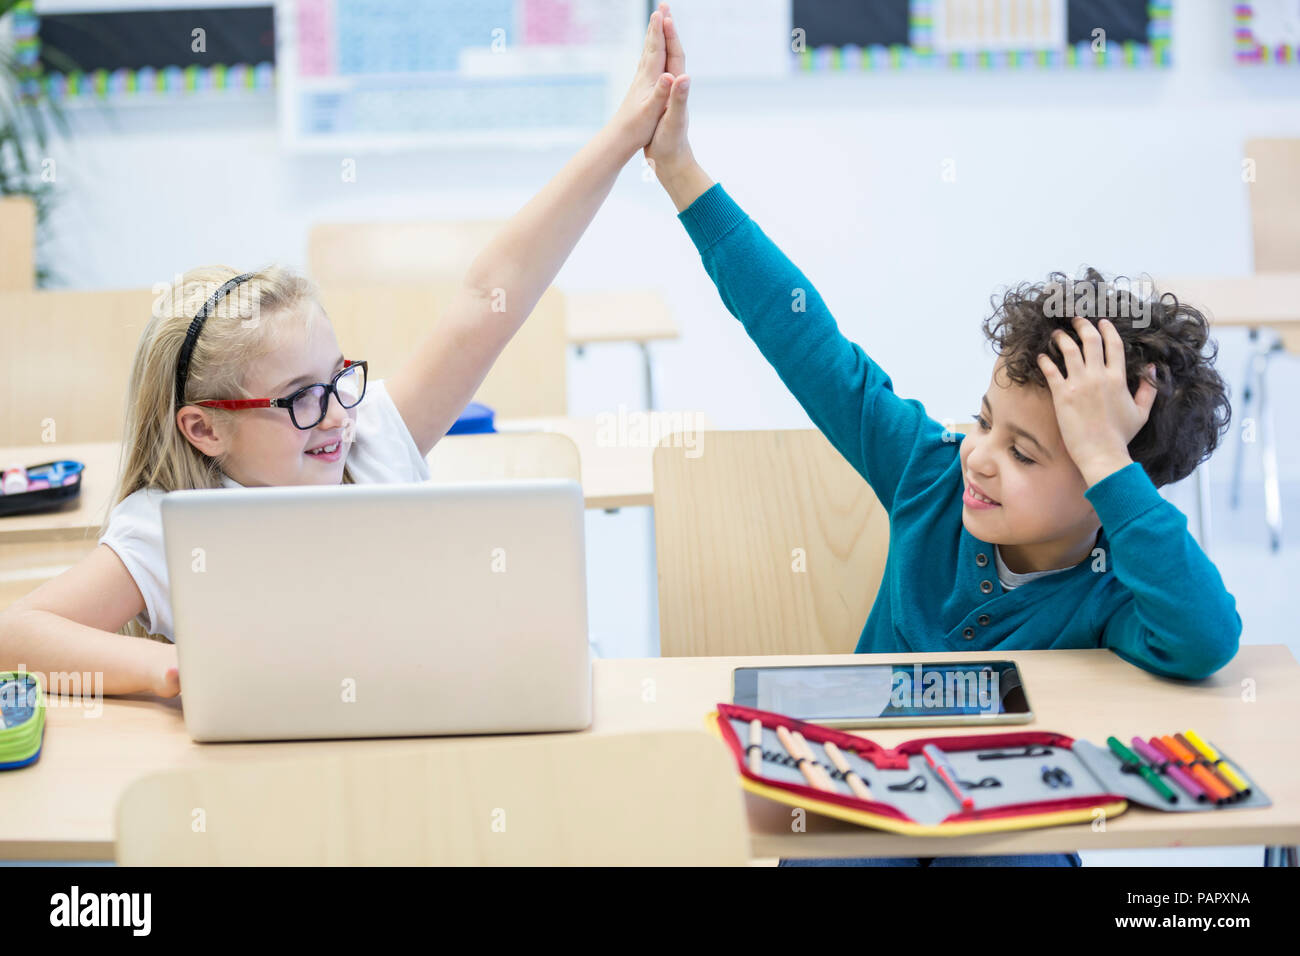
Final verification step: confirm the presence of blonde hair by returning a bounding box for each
[107,264,353,637]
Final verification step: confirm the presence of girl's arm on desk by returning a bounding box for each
[386,6,681,458]
[647,60,943,513]
[0,545,178,697]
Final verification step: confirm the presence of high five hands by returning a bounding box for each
[615,3,713,212]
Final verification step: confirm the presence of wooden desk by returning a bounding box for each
[564,291,680,347]
[1160,273,1300,552]
[564,291,680,410]
[1162,273,1300,351]
[497,414,706,511]
[2,647,1296,861]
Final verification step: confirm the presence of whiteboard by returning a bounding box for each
[276,0,646,152]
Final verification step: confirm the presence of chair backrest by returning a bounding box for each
[0,281,567,445]
[318,282,567,418]
[0,288,156,444]
[115,730,750,865]
[309,219,506,284]
[0,196,36,291]
[1245,138,1300,272]
[653,429,891,657]
[428,431,581,484]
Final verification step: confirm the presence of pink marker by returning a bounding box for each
[1132,736,1207,803]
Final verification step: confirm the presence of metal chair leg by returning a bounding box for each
[1264,845,1298,867]
[1230,333,1258,511]
[1257,346,1282,551]
[1194,460,1212,554]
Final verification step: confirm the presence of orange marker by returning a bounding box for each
[1160,735,1235,803]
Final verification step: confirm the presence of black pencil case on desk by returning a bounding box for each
[707,703,1271,836]
[0,461,84,517]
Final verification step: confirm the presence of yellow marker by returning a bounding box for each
[1184,728,1251,796]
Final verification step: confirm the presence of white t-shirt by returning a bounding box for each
[994,528,1102,590]
[99,379,429,642]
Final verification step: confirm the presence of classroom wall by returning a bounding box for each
[31,2,1300,656]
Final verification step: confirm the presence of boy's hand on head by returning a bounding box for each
[611,5,675,153]
[1036,315,1158,486]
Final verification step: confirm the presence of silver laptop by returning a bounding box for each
[161,480,591,742]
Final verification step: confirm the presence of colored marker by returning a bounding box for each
[1151,737,1229,806]
[1175,732,1246,799]
[1183,728,1251,798]
[1106,736,1178,804]
[1147,737,1214,803]
[922,744,973,810]
[1132,736,1206,803]
[1160,735,1235,803]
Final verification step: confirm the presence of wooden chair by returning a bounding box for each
[0,196,36,291]
[115,730,750,865]
[428,431,580,484]
[1245,138,1300,272]
[0,288,157,445]
[652,429,891,658]
[309,219,505,285]
[318,282,567,418]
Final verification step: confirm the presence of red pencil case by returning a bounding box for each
[707,703,1270,836]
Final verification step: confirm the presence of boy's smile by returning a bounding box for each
[959,358,1102,575]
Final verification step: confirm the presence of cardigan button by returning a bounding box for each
[975,552,989,567]
[962,627,975,640]
[978,614,990,626]
[980,579,993,594]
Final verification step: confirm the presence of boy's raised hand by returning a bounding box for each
[612,5,676,152]
[644,7,714,211]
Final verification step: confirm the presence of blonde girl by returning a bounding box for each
[0,5,687,698]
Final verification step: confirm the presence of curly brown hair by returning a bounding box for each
[981,268,1231,488]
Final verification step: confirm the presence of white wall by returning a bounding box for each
[34,2,1300,656]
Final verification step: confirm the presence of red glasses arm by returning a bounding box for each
[195,399,278,410]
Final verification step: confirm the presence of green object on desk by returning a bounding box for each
[0,672,45,770]
[1107,735,1177,804]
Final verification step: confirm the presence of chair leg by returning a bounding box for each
[1230,335,1258,511]
[1257,347,1282,552]
[1194,461,1212,554]
[1264,845,1298,867]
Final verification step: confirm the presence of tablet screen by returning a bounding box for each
[734,662,1027,720]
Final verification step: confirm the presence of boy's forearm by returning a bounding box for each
[0,608,165,695]
[656,158,715,212]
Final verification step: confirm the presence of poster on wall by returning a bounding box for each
[789,0,1171,72]
[1235,0,1300,64]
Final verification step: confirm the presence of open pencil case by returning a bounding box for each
[707,703,1271,836]
[0,460,84,517]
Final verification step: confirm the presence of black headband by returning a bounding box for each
[174,272,256,408]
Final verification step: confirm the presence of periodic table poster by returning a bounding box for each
[276,0,645,151]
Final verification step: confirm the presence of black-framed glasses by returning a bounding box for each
[196,359,368,430]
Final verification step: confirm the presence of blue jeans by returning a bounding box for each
[778,852,1081,867]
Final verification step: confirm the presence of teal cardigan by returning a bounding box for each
[678,183,1241,681]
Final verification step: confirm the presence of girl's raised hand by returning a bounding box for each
[612,5,675,151]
